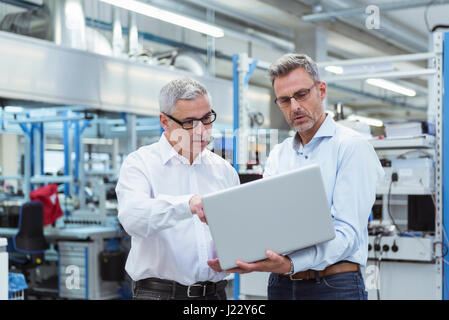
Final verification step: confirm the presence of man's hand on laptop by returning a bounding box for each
[224,250,292,274]
[189,194,207,224]
[207,258,223,272]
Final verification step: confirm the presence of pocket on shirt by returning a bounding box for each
[322,272,360,290]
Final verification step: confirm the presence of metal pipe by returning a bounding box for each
[162,0,294,40]
[317,52,435,67]
[8,116,85,124]
[302,0,428,52]
[302,0,449,22]
[128,11,138,56]
[31,175,74,184]
[206,9,216,77]
[328,83,426,111]
[112,6,123,57]
[323,68,436,82]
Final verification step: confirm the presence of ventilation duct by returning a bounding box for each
[44,0,86,50]
[173,52,207,76]
[0,4,51,40]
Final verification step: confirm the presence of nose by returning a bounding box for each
[290,97,303,112]
[193,121,206,135]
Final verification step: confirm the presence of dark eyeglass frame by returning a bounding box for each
[274,83,318,108]
[163,109,217,130]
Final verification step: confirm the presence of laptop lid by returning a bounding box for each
[202,164,336,270]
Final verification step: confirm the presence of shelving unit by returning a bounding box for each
[365,31,448,300]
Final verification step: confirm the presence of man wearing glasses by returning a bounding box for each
[209,54,384,300]
[116,77,240,300]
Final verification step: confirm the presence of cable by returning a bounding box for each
[396,149,433,160]
[387,176,403,235]
[432,25,449,32]
[424,0,449,32]
[424,0,436,32]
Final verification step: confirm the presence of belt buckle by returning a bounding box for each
[289,274,304,281]
[187,284,207,298]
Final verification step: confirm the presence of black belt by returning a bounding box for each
[135,278,228,298]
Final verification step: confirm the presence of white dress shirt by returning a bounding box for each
[264,114,384,272]
[116,134,240,285]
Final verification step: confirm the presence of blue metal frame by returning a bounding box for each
[442,31,449,301]
[232,54,259,300]
[73,119,91,195]
[63,112,70,196]
[74,121,80,195]
[85,247,89,300]
[232,54,240,300]
[39,123,44,176]
[18,119,35,194]
[244,60,258,86]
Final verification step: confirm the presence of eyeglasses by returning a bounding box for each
[163,109,217,130]
[274,83,317,108]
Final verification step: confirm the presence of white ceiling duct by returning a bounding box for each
[173,52,207,76]
[85,27,113,56]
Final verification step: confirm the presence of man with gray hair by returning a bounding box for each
[116,77,239,300]
[209,54,384,300]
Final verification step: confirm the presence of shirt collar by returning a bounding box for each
[159,133,210,165]
[292,113,336,150]
[159,133,183,165]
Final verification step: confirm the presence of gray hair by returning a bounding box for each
[159,77,211,115]
[268,53,320,86]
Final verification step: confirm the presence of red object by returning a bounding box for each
[30,184,63,226]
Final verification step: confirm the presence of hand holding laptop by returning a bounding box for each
[207,249,291,274]
[189,194,208,224]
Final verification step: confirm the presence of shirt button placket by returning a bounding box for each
[191,166,209,280]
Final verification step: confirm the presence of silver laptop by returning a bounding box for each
[202,164,336,270]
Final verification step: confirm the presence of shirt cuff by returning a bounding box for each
[288,246,317,273]
[158,193,193,220]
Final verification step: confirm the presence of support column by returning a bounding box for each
[112,7,124,57]
[128,11,139,57]
[294,24,329,110]
[126,114,137,155]
[206,9,216,77]
[0,134,19,191]
[294,25,328,63]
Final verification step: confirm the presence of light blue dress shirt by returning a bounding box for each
[264,114,385,272]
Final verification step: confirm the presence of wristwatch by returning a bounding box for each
[282,255,294,276]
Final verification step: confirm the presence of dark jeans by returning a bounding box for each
[268,270,368,300]
[132,281,227,301]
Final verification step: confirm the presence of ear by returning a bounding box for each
[160,113,169,131]
[318,81,327,102]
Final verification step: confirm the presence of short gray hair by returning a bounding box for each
[268,53,320,86]
[159,77,211,115]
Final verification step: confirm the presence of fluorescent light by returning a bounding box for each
[45,144,65,151]
[83,138,114,145]
[4,106,24,113]
[366,78,416,97]
[347,115,383,127]
[325,66,344,74]
[99,0,224,38]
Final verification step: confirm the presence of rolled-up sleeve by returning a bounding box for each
[115,154,192,238]
[289,138,384,272]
